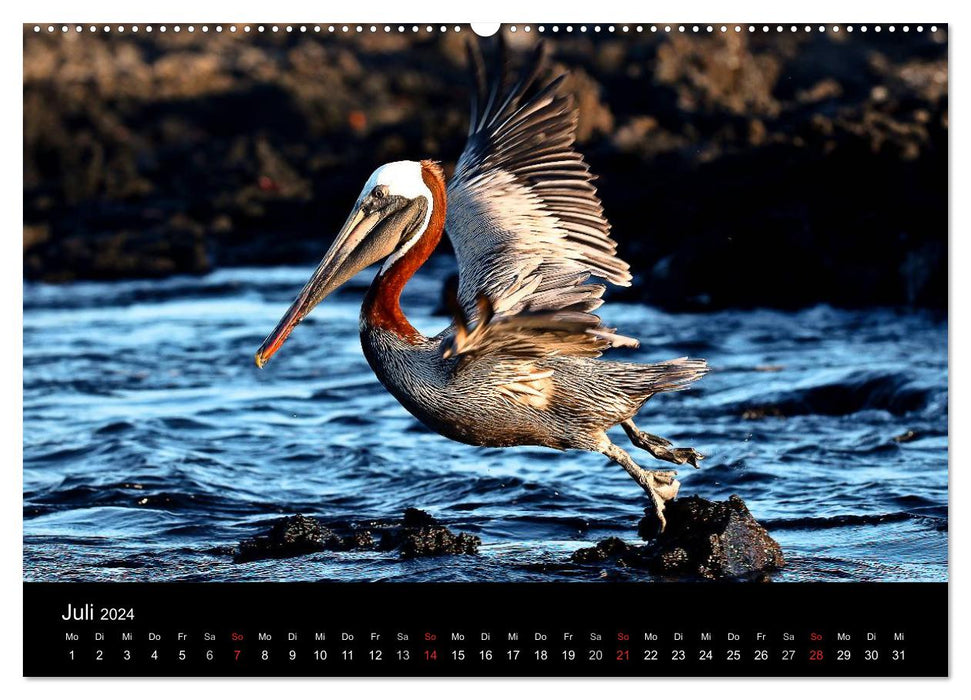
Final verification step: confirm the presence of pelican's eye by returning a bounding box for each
[372,185,389,199]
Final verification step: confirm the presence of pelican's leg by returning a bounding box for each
[600,442,680,531]
[621,418,704,469]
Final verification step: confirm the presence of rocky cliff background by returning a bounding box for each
[23,25,947,310]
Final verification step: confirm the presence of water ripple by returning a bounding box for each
[23,262,948,582]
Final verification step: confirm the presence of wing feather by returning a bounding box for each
[443,296,638,365]
[446,39,632,324]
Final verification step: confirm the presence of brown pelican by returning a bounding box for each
[255,42,708,529]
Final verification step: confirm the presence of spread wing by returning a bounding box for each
[445,40,632,323]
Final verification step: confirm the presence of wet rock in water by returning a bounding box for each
[335,530,376,551]
[378,508,481,559]
[235,514,334,563]
[644,496,785,579]
[234,509,479,563]
[572,495,784,580]
[570,537,652,568]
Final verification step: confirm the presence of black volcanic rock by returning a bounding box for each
[572,495,784,580]
[644,496,785,579]
[235,514,335,563]
[378,508,481,558]
[234,509,479,563]
[570,537,652,567]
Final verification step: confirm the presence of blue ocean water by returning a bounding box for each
[23,258,948,582]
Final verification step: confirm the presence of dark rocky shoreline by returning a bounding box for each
[24,27,946,310]
[234,497,784,581]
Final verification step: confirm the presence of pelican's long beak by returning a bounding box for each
[255,206,382,368]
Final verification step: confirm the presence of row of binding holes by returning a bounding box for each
[31,25,465,33]
[33,24,942,34]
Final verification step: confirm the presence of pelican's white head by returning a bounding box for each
[363,160,434,203]
[255,160,436,368]
[360,161,434,272]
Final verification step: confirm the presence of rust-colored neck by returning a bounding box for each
[363,160,446,342]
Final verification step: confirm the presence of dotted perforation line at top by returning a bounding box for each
[520,24,942,34]
[31,24,466,34]
[30,24,944,35]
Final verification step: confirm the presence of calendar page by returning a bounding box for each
[22,21,948,677]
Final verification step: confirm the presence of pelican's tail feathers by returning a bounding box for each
[631,357,709,395]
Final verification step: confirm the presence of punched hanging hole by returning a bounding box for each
[470,23,501,37]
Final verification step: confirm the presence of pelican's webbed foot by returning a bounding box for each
[601,443,680,531]
[622,419,705,469]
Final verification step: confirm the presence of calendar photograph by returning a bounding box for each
[23,23,947,600]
